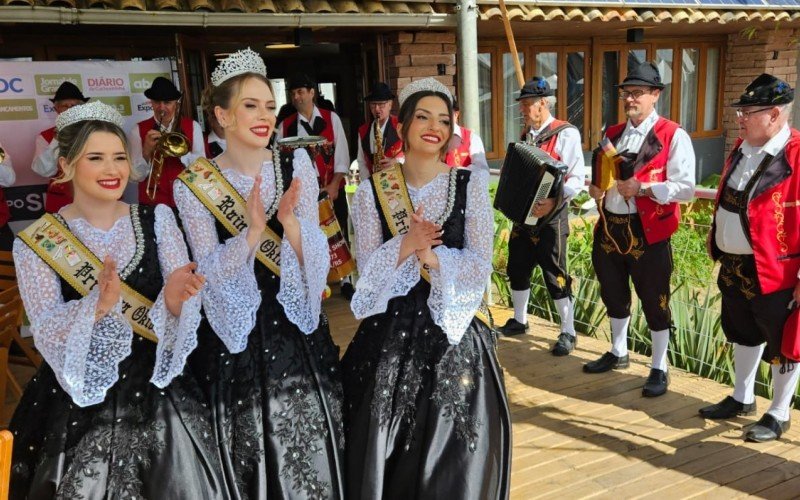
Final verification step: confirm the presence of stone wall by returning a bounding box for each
[384,31,457,99]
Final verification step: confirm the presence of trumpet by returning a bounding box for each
[372,119,385,172]
[146,131,189,201]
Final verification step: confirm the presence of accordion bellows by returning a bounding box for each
[494,142,567,227]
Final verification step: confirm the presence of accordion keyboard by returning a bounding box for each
[524,171,554,226]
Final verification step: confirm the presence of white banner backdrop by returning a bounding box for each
[0,60,173,232]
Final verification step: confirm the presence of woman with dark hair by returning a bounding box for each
[341,78,511,499]
[9,101,224,499]
[173,49,344,499]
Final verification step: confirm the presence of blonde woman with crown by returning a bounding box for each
[341,78,511,499]
[8,101,226,499]
[173,49,344,499]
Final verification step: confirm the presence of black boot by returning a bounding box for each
[745,414,790,443]
[699,396,757,419]
[583,351,629,373]
[500,318,529,336]
[552,332,576,356]
[642,368,669,397]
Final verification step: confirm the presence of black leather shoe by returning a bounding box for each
[340,282,355,301]
[552,333,576,356]
[699,396,757,419]
[500,318,529,336]
[745,414,790,443]
[642,368,669,397]
[583,352,629,373]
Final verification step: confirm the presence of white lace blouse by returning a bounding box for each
[350,169,493,345]
[13,204,202,408]
[173,148,329,353]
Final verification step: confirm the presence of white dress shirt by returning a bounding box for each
[449,124,489,174]
[275,106,350,180]
[126,118,205,182]
[603,110,696,214]
[32,131,58,179]
[715,124,791,255]
[527,115,585,200]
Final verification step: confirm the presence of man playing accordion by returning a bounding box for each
[585,62,695,398]
[499,77,585,359]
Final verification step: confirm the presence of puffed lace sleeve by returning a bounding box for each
[350,179,421,319]
[428,171,493,345]
[276,149,330,334]
[148,205,203,387]
[13,239,132,408]
[173,179,260,353]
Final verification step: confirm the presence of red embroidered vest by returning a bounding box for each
[281,108,342,188]
[710,130,800,294]
[137,117,195,207]
[445,127,472,168]
[358,115,403,175]
[605,117,682,245]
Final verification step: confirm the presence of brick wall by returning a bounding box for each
[384,31,457,100]
[723,28,800,153]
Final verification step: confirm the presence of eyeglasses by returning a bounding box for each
[618,89,650,100]
[735,107,774,120]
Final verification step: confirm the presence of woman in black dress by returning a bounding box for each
[174,49,343,499]
[342,78,511,499]
[9,101,223,499]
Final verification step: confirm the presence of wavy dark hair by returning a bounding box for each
[397,90,454,157]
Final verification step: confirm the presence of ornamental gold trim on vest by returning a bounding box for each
[18,214,158,342]
[372,164,491,328]
[179,158,282,276]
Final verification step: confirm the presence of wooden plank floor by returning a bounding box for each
[324,292,800,500]
[5,289,800,498]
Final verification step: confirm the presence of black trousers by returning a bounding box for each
[591,211,672,331]
[718,252,794,363]
[506,206,572,300]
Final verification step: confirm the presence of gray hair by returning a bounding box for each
[542,96,556,110]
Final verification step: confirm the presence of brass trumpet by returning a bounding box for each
[146,131,189,201]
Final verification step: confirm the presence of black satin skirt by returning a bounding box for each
[189,289,345,500]
[8,335,228,500]
[341,284,512,500]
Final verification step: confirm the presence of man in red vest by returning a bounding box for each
[585,62,695,398]
[445,99,488,173]
[699,74,800,442]
[276,74,353,297]
[31,81,88,213]
[356,82,403,181]
[127,77,204,207]
[499,77,585,359]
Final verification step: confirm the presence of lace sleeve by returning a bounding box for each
[350,180,420,319]
[276,149,329,333]
[428,171,493,345]
[148,205,203,387]
[13,239,133,407]
[173,180,260,353]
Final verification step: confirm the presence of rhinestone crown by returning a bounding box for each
[211,48,268,87]
[398,77,452,108]
[55,101,126,132]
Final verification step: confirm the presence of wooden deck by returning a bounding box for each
[324,292,800,499]
[5,290,800,498]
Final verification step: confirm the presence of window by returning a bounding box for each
[654,49,673,119]
[478,52,493,152]
[503,52,524,146]
[680,48,700,133]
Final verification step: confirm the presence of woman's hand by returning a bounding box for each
[246,175,266,249]
[96,256,121,320]
[416,247,440,271]
[164,262,206,317]
[398,205,442,264]
[277,177,301,230]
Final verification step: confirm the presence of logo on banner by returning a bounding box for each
[129,73,170,94]
[0,99,38,120]
[0,78,24,94]
[86,76,127,92]
[137,102,154,113]
[35,75,82,96]
[95,96,132,116]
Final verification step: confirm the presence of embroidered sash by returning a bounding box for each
[372,165,492,328]
[18,214,158,342]
[178,157,282,276]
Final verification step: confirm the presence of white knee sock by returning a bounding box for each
[767,362,800,421]
[512,289,530,324]
[650,329,670,372]
[554,297,576,336]
[732,343,764,405]
[610,316,630,357]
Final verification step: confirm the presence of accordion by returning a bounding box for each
[494,142,568,227]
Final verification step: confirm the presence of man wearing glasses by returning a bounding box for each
[700,74,800,442]
[585,62,696,398]
[356,82,403,180]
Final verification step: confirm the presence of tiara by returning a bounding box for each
[398,77,453,108]
[211,48,268,87]
[55,101,126,132]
